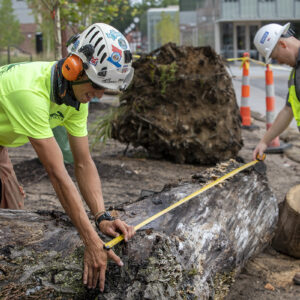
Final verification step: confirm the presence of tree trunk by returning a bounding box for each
[53,5,62,60]
[61,26,68,58]
[0,161,278,299]
[272,185,300,258]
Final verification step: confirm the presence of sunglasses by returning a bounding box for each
[71,79,105,90]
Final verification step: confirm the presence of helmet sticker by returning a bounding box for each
[118,38,127,50]
[107,45,122,68]
[106,29,123,41]
[260,31,269,44]
[90,56,99,66]
[71,39,80,52]
[103,78,118,84]
[122,65,128,73]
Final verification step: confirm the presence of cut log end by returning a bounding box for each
[272,184,300,258]
[286,185,300,213]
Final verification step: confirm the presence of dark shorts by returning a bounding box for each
[0,146,25,209]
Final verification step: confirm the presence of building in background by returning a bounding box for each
[179,0,300,61]
[147,5,179,52]
[12,0,37,55]
[125,17,142,54]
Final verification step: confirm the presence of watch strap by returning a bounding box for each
[95,212,114,230]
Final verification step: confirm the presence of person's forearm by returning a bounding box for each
[261,106,293,144]
[74,158,105,217]
[29,136,102,247]
[49,168,100,245]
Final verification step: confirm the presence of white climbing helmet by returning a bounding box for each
[67,23,134,91]
[254,23,290,63]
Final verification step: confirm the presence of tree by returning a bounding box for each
[26,0,63,59]
[130,0,179,41]
[26,0,179,59]
[27,0,132,59]
[0,0,23,52]
[156,11,179,46]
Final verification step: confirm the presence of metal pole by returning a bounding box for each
[7,46,10,64]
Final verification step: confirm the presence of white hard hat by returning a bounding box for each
[67,23,134,91]
[254,23,290,63]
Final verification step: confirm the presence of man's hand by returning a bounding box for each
[83,240,123,291]
[252,141,268,161]
[99,219,136,242]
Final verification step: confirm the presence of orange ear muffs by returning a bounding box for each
[62,55,83,81]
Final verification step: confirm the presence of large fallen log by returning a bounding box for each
[0,160,278,299]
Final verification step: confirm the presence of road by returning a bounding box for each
[227,63,297,128]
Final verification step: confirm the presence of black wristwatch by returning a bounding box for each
[95,211,114,230]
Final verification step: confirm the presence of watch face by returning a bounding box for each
[96,212,114,229]
[104,212,111,218]
[102,212,113,220]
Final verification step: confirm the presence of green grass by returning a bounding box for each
[0,55,32,66]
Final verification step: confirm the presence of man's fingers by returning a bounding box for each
[83,263,88,285]
[108,250,124,267]
[99,264,106,292]
[92,270,99,289]
[114,219,129,241]
[106,227,120,238]
[128,225,136,239]
[88,265,94,288]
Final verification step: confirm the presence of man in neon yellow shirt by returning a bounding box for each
[253,23,300,285]
[0,23,135,292]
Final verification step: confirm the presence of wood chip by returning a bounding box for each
[264,283,275,291]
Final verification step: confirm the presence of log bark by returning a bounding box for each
[272,184,300,258]
[0,161,278,299]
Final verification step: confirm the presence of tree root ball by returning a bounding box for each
[112,43,243,164]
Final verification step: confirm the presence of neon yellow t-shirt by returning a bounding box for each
[0,61,88,147]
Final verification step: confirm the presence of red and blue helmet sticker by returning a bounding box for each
[106,29,123,41]
[107,45,122,67]
[90,56,99,66]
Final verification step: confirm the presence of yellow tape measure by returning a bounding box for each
[104,155,266,250]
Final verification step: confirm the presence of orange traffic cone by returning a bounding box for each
[240,52,258,130]
[265,64,291,153]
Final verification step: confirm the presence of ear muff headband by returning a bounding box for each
[62,55,83,81]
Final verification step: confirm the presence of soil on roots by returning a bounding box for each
[112,43,243,164]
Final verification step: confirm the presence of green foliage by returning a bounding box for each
[156,11,179,46]
[149,63,156,83]
[0,0,23,50]
[25,0,180,58]
[60,0,130,31]
[159,62,177,94]
[89,106,124,151]
[131,0,179,36]
[26,0,133,58]
[104,0,136,33]
[0,55,30,67]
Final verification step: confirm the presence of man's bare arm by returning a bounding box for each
[67,134,135,241]
[29,136,123,290]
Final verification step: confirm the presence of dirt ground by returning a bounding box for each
[8,102,300,299]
